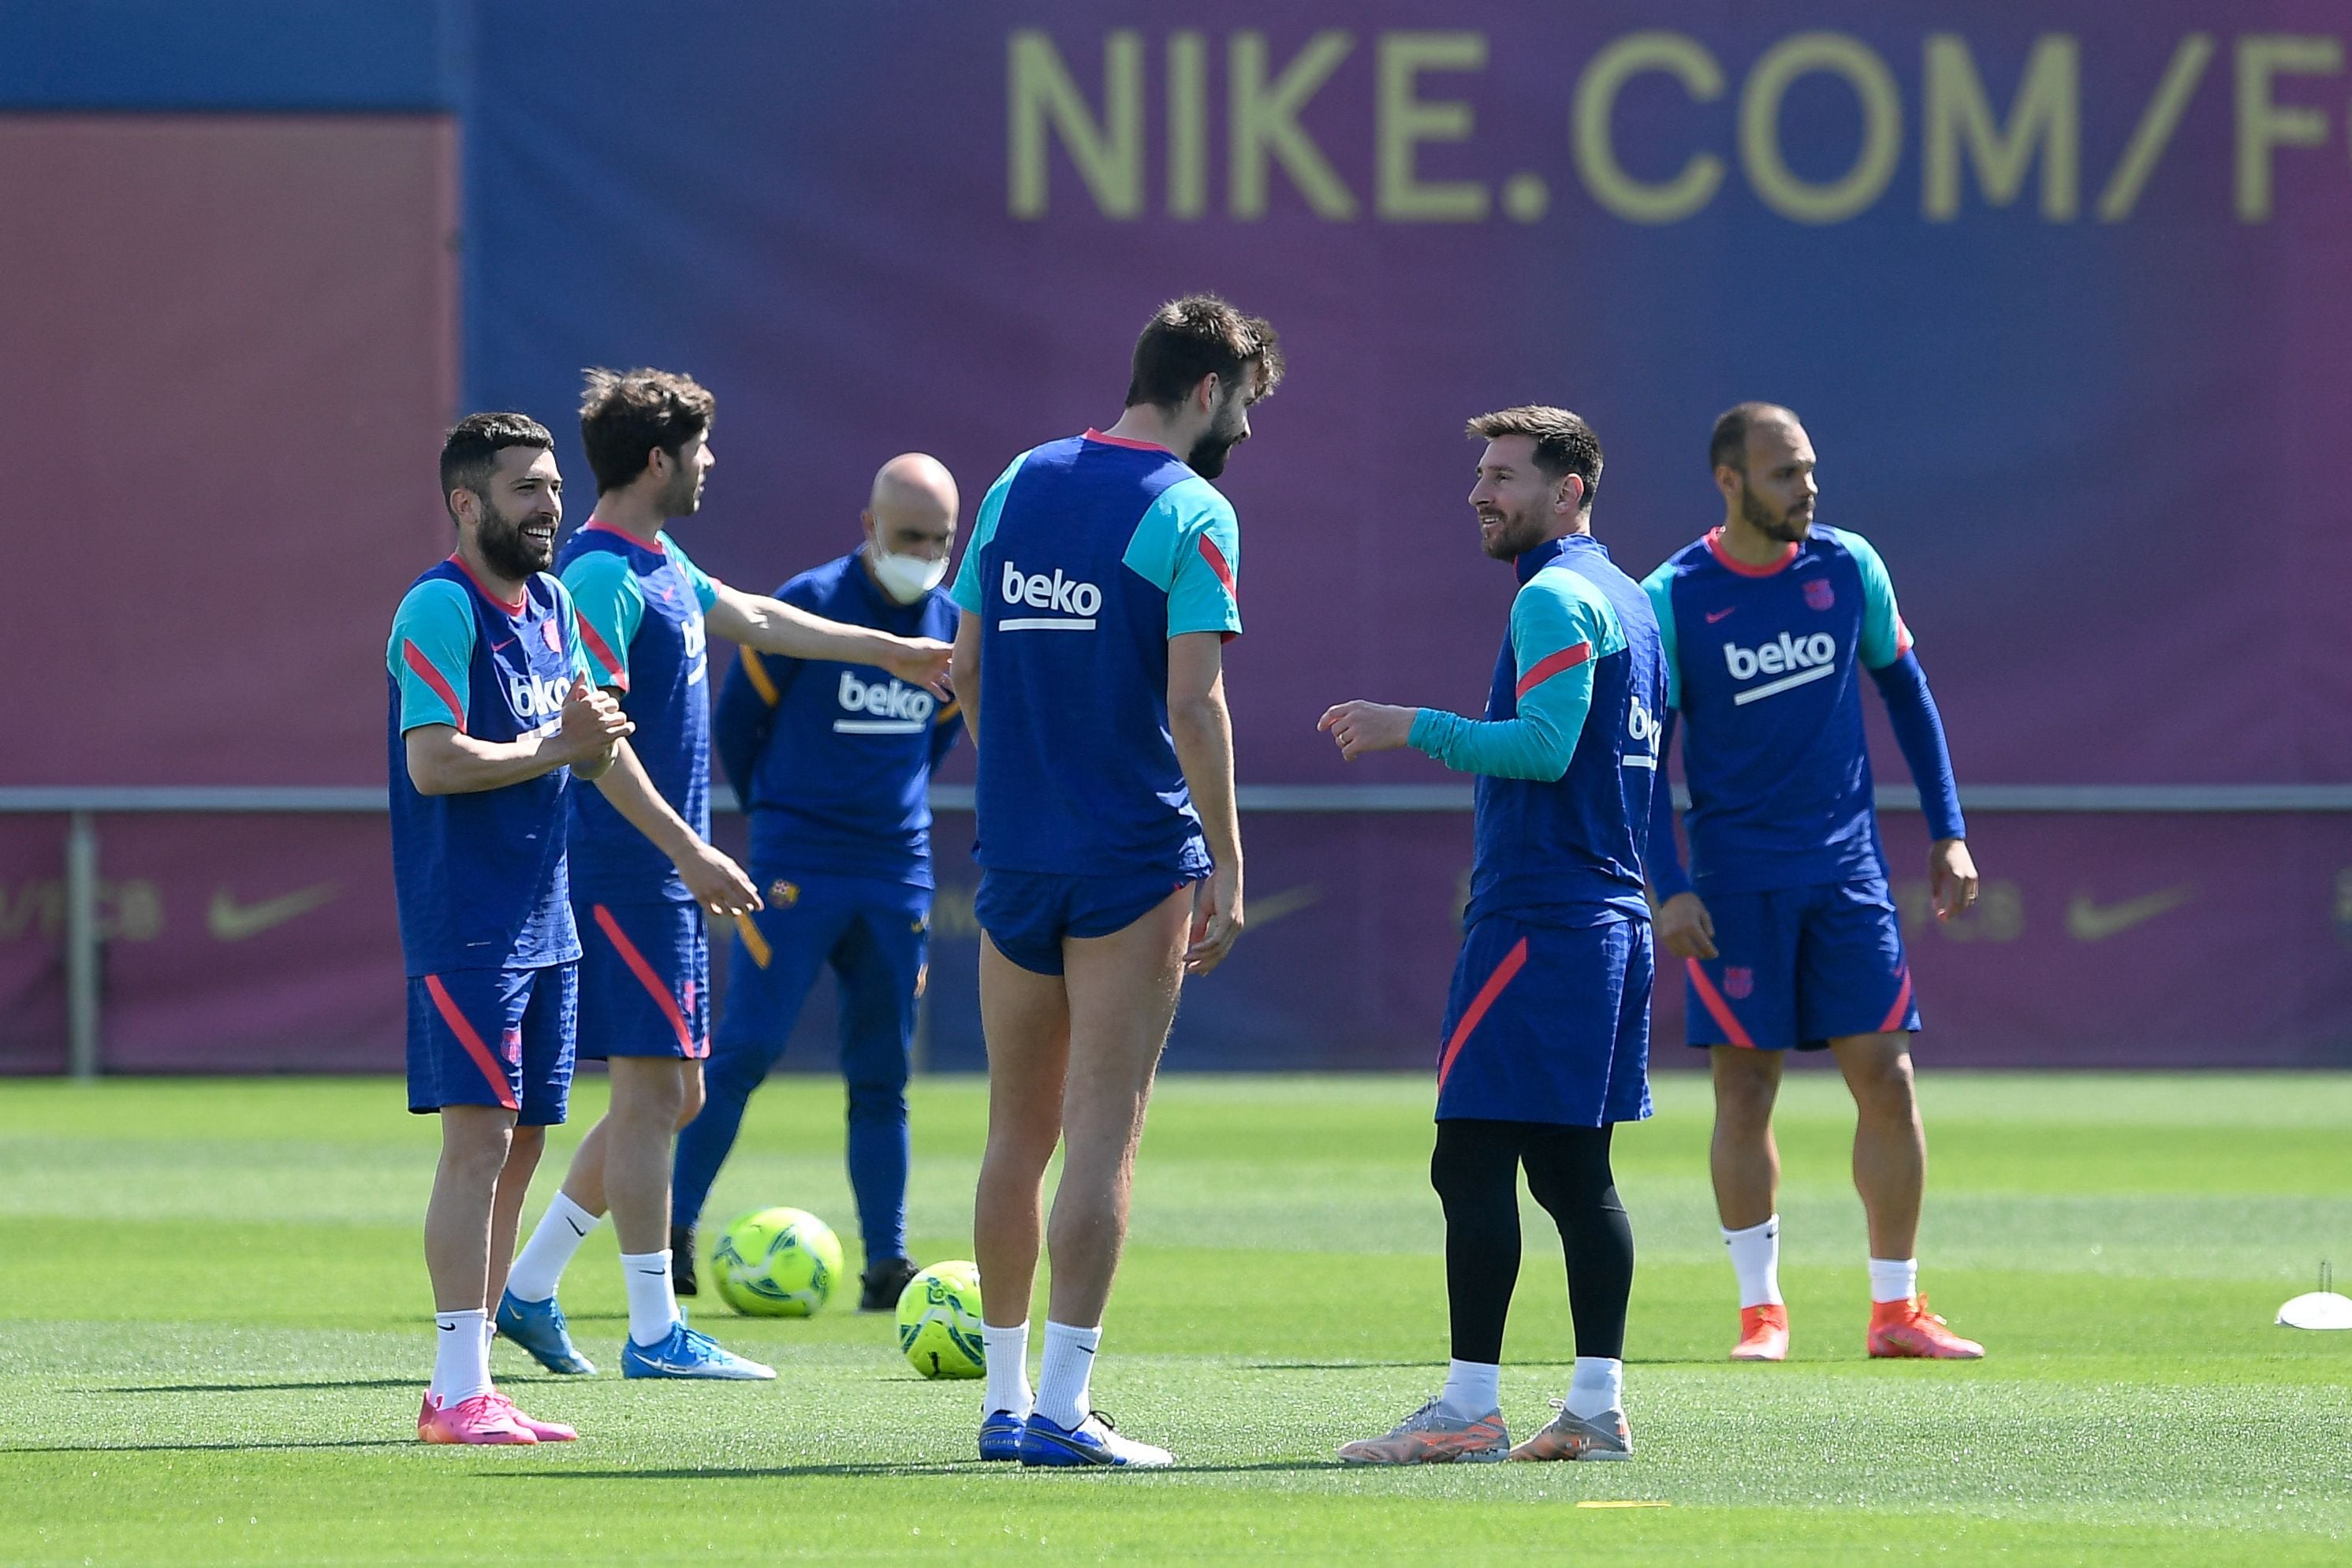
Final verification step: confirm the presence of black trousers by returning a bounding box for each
[1429,1119,1634,1364]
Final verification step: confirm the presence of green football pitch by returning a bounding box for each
[2,1073,2347,1564]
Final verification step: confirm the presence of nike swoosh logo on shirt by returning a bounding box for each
[2066,886,2194,942]
[207,883,338,941]
[491,638,517,653]
[1705,607,1735,624]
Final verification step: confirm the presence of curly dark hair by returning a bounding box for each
[579,367,717,493]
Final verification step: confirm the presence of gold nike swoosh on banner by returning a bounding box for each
[2065,885,2193,942]
[1247,885,1322,929]
[207,883,338,941]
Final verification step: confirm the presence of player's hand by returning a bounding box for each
[1318,701,1416,761]
[675,840,761,918]
[1185,865,1243,976]
[557,675,632,761]
[882,637,955,699]
[1928,837,1979,922]
[1656,891,1717,960]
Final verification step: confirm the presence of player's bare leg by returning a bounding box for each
[485,1124,544,1310]
[984,891,1188,1469]
[971,933,1070,1453]
[1710,1048,1791,1360]
[1832,1031,1980,1358]
[973,937,1071,1333]
[1047,888,1188,1328]
[1831,1033,1922,1257]
[419,1106,547,1443]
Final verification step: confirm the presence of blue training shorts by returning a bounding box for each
[975,866,1202,977]
[1435,914,1653,1128]
[1682,877,1918,1052]
[576,898,710,1060]
[406,963,576,1125]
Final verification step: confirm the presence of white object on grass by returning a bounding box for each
[2276,1291,2352,1330]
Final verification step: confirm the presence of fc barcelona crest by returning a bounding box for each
[542,617,565,652]
[1804,579,1835,612]
[1724,966,1755,1000]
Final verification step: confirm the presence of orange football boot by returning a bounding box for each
[1867,1295,1983,1359]
[1731,1302,1790,1361]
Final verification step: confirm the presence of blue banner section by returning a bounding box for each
[0,0,456,110]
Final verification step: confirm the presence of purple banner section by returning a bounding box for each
[5,810,2346,1074]
[0,115,456,789]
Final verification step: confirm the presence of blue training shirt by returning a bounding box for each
[949,430,1241,877]
[557,522,724,906]
[714,549,962,888]
[1410,534,1665,929]
[386,555,590,975]
[1642,524,1913,896]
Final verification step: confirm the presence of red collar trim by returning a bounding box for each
[1705,527,1798,578]
[1083,427,1173,454]
[446,552,529,614]
[584,517,663,549]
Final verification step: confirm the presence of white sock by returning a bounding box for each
[431,1309,491,1405]
[1869,1257,1918,1304]
[982,1321,1032,1417]
[505,1192,600,1302]
[1437,1358,1500,1421]
[1033,1320,1101,1430]
[1724,1215,1784,1308]
[1565,1356,1623,1419]
[621,1250,682,1346]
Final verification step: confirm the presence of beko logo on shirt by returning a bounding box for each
[508,671,570,721]
[1723,632,1839,704]
[1624,693,1662,769]
[999,561,1101,628]
[835,670,935,735]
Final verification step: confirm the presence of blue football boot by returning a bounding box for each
[494,1290,596,1376]
[979,1408,1026,1462]
[620,1321,776,1380]
[1017,1410,1173,1468]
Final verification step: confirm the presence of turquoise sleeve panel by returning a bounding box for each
[1639,561,1682,710]
[1123,476,1242,639]
[1407,573,1616,781]
[559,549,646,689]
[949,452,1029,614]
[551,579,591,683]
[662,532,723,612]
[386,577,476,734]
[1841,530,1914,669]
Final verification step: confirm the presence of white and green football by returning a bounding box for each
[896,1260,985,1379]
[711,1206,843,1317]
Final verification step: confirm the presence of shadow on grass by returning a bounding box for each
[103,1378,419,1394]
[5,1439,414,1454]
[503,1458,1343,1480]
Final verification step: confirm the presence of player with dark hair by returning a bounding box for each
[1644,402,1982,1363]
[1321,404,1663,1464]
[391,412,629,1444]
[671,453,964,1313]
[956,294,1277,1468]
[495,368,951,1381]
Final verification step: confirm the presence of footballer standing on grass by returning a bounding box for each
[955,296,1276,1469]
[390,413,626,1445]
[1642,403,1981,1363]
[673,452,964,1313]
[495,369,951,1381]
[1321,407,1664,1465]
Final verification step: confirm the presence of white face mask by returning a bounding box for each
[870,546,949,605]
